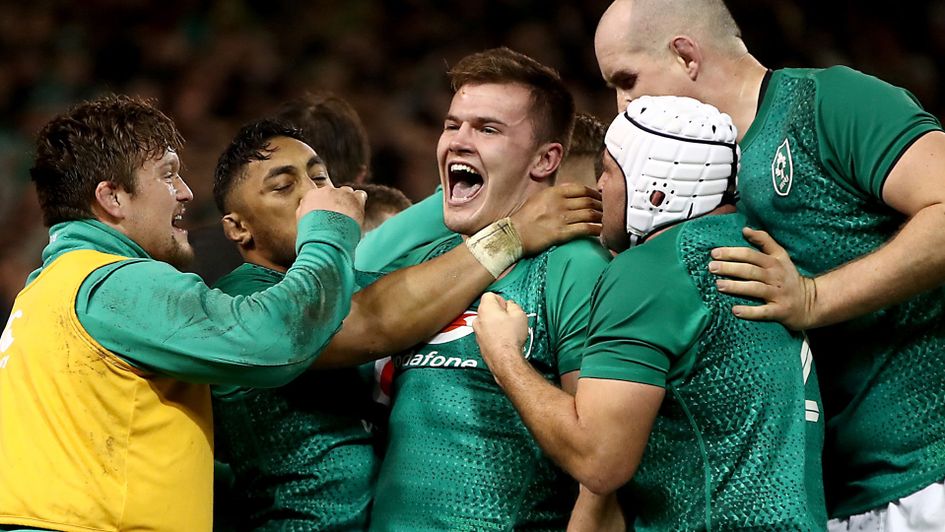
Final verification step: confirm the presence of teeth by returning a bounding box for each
[449,163,479,175]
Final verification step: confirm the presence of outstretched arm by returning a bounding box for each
[81,186,367,388]
[473,293,663,494]
[314,184,603,367]
[710,131,945,330]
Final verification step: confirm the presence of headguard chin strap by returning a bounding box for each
[604,95,740,247]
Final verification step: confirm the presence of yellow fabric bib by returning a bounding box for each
[0,250,213,532]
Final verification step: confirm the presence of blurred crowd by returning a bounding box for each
[1,0,944,318]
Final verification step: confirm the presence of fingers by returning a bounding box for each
[710,246,777,268]
[560,222,603,238]
[715,279,772,300]
[563,208,604,225]
[352,188,368,206]
[730,304,777,322]
[564,196,603,213]
[479,292,510,313]
[708,260,769,283]
[555,182,602,200]
[505,299,526,319]
[742,227,787,256]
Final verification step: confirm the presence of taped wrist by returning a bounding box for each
[465,217,524,278]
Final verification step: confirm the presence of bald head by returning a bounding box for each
[597,0,743,56]
[595,0,748,111]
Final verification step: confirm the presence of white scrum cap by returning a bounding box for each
[604,95,740,247]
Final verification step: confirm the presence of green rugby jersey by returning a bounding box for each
[28,213,359,387]
[738,66,945,516]
[212,264,382,531]
[582,213,827,530]
[356,187,449,272]
[370,235,610,531]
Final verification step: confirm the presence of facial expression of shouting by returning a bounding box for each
[437,82,551,236]
[121,149,195,268]
[226,136,331,271]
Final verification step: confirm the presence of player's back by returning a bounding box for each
[623,214,827,530]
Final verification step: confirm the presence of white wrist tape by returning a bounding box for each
[465,217,524,278]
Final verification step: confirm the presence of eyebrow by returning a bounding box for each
[444,114,508,126]
[607,69,638,89]
[263,165,297,181]
[263,154,326,181]
[307,155,325,169]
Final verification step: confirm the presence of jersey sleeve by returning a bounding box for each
[814,66,942,200]
[78,210,360,388]
[355,186,452,272]
[543,238,612,376]
[579,232,711,388]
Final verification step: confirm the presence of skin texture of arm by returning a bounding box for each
[710,130,945,329]
[568,486,625,532]
[563,372,626,532]
[314,183,603,367]
[473,292,664,495]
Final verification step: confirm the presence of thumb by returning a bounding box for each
[743,227,785,256]
[506,299,525,318]
[479,292,506,312]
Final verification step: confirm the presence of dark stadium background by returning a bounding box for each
[1,0,943,320]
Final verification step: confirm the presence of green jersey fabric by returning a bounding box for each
[370,236,610,531]
[24,212,359,388]
[355,187,448,272]
[738,66,945,516]
[581,214,827,530]
[211,264,381,531]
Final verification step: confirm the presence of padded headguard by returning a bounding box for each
[604,95,739,247]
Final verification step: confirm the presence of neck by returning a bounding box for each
[645,203,737,242]
[243,250,288,273]
[709,52,768,142]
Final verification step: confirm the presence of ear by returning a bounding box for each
[221,213,253,248]
[529,142,565,182]
[670,35,701,81]
[353,164,370,184]
[93,181,126,220]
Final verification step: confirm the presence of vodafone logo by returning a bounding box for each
[427,311,478,345]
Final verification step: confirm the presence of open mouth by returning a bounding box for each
[447,162,484,204]
[172,211,187,233]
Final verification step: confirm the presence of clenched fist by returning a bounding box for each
[297,185,368,228]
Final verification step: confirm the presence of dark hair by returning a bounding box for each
[569,112,606,157]
[213,119,309,214]
[447,47,575,152]
[273,92,371,185]
[30,94,183,227]
[351,183,412,230]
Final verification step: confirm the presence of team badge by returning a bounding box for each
[771,138,794,197]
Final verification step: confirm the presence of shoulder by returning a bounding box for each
[545,237,612,271]
[806,66,926,112]
[610,226,683,272]
[392,233,463,270]
[214,263,283,296]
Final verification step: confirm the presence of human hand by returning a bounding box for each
[709,227,818,330]
[510,183,603,255]
[297,185,367,228]
[472,293,530,374]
